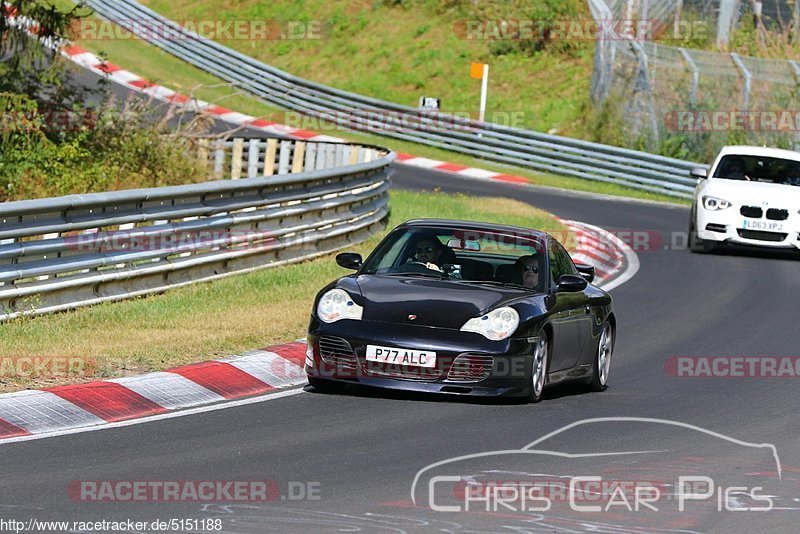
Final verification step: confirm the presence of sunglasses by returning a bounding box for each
[521,265,538,273]
[416,246,435,253]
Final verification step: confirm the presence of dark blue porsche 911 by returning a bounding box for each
[304,219,615,402]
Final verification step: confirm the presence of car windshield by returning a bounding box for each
[361,225,547,291]
[713,154,800,186]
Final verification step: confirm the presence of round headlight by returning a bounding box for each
[702,195,731,211]
[317,289,363,323]
[461,306,520,341]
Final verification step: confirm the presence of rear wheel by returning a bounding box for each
[589,321,614,392]
[308,377,346,393]
[528,332,549,403]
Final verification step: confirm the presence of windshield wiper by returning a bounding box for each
[384,271,451,280]
[456,279,525,289]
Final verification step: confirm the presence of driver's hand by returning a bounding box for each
[426,262,441,272]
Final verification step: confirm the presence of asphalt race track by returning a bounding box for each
[3,66,800,533]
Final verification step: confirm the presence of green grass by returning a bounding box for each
[0,189,566,392]
[49,0,690,204]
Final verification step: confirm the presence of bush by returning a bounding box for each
[0,93,205,201]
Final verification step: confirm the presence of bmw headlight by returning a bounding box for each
[461,307,520,341]
[702,196,732,211]
[317,289,363,323]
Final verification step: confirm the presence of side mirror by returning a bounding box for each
[690,167,708,180]
[556,274,588,292]
[336,252,362,270]
[574,263,595,284]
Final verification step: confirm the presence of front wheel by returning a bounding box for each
[528,332,549,403]
[589,321,614,392]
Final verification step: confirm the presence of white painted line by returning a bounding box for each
[0,387,307,445]
[0,390,105,434]
[111,372,225,410]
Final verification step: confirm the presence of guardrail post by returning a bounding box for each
[263,138,277,176]
[315,143,327,169]
[213,141,225,179]
[231,138,244,179]
[247,139,260,178]
[292,142,306,173]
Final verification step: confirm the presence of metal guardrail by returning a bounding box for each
[81,0,706,199]
[0,139,394,321]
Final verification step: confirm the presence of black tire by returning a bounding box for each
[308,377,346,393]
[528,331,549,403]
[589,321,614,392]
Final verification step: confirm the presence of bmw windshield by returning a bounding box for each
[713,155,800,186]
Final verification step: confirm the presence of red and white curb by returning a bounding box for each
[565,220,639,292]
[0,341,308,441]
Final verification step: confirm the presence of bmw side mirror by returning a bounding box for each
[556,274,588,292]
[575,264,595,283]
[336,252,362,270]
[690,167,708,180]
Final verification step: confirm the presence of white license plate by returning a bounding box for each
[365,345,437,368]
[742,220,783,232]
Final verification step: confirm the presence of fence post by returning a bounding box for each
[304,142,317,171]
[213,140,225,179]
[278,140,292,174]
[247,139,260,178]
[730,53,751,111]
[678,47,699,106]
[292,141,306,173]
[231,138,244,180]
[263,138,277,176]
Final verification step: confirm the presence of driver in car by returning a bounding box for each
[724,157,747,180]
[412,236,444,272]
[515,255,540,289]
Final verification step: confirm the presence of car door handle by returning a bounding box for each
[585,305,591,315]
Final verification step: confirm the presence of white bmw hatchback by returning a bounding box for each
[689,145,800,252]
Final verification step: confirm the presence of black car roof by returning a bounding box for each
[399,218,552,240]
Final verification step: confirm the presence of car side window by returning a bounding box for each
[555,243,579,277]
[548,241,577,288]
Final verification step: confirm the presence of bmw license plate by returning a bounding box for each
[365,345,436,368]
[742,219,783,232]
